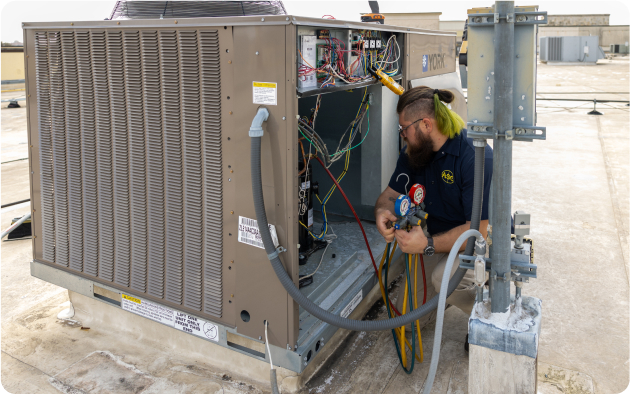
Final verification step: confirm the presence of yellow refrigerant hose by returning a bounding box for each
[378,245,424,366]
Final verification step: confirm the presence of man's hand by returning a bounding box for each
[395,225,428,254]
[375,208,397,243]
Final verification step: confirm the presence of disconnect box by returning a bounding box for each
[466,5,548,139]
[24,15,461,374]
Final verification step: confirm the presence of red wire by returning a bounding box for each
[314,156,402,316]
[420,254,427,305]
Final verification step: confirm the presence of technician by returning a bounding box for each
[374,86,493,338]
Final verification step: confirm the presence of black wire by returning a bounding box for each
[1,199,30,209]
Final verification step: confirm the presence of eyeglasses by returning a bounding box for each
[397,118,424,136]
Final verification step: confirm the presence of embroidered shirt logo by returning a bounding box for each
[441,170,454,184]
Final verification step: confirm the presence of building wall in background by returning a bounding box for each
[539,26,629,51]
[381,12,441,30]
[439,20,465,42]
[1,48,25,81]
[547,14,610,26]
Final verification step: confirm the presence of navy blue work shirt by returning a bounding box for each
[388,128,493,236]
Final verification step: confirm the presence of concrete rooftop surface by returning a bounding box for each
[1,56,629,394]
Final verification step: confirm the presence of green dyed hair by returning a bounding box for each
[396,86,465,139]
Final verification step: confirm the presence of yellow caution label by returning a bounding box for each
[253,82,276,88]
[122,294,141,304]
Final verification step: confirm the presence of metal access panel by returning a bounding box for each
[24,15,457,372]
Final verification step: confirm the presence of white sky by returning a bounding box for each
[2,0,629,44]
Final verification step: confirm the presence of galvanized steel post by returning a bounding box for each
[490,1,514,313]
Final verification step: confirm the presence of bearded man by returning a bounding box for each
[374,86,493,348]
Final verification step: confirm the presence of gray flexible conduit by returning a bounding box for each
[465,145,487,256]
[251,125,485,331]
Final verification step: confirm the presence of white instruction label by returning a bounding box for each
[238,216,280,250]
[307,208,314,227]
[253,82,277,105]
[174,312,219,342]
[122,294,219,342]
[340,291,363,318]
[301,181,311,191]
[122,294,175,325]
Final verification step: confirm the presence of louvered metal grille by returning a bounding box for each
[549,37,562,61]
[34,29,223,318]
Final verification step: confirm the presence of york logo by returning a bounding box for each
[423,53,446,72]
[441,170,454,184]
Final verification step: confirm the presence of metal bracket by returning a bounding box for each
[467,122,547,141]
[459,254,537,280]
[267,246,287,261]
[490,270,510,282]
[468,11,548,26]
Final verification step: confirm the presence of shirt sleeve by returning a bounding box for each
[388,150,412,194]
[461,145,493,222]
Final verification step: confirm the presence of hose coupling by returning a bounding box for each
[474,236,486,256]
[249,107,270,137]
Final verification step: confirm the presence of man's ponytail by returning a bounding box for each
[397,86,465,139]
[433,90,465,139]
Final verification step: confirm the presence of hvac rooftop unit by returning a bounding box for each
[539,36,604,64]
[610,44,629,54]
[24,15,463,373]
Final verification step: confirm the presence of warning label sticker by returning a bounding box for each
[121,294,219,342]
[174,312,219,342]
[253,81,277,105]
[340,291,363,318]
[238,216,279,250]
[122,294,175,326]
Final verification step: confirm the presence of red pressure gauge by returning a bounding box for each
[409,184,426,205]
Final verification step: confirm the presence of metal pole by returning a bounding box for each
[1,213,31,239]
[490,1,514,313]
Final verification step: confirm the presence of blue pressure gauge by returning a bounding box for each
[394,195,411,217]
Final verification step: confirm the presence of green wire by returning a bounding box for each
[299,129,315,146]
[330,107,370,157]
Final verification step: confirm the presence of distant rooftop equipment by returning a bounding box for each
[610,44,629,54]
[109,0,287,20]
[539,36,605,65]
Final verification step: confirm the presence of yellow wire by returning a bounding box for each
[317,88,369,237]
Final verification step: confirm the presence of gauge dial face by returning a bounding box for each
[395,195,411,216]
[409,184,426,205]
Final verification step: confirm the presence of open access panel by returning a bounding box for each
[24,15,463,372]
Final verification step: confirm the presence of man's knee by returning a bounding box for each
[431,256,445,291]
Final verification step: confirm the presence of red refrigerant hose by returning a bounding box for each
[314,156,403,315]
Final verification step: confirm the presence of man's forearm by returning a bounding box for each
[433,220,488,254]
[374,195,395,214]
[433,223,470,254]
